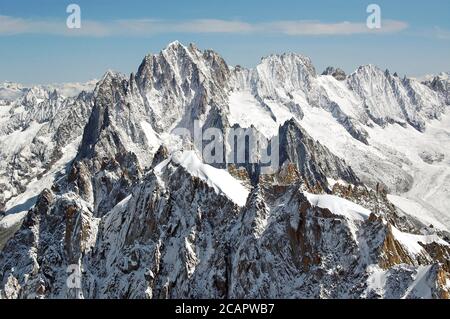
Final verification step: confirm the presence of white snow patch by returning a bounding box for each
[366,265,388,296]
[153,158,171,175]
[402,265,434,299]
[305,192,373,244]
[228,91,279,138]
[317,75,363,118]
[305,192,371,221]
[264,99,295,125]
[387,194,448,231]
[391,225,449,256]
[0,121,44,156]
[172,150,249,206]
[0,211,27,229]
[140,121,161,152]
[108,195,132,216]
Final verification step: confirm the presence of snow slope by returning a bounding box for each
[5,137,80,211]
[391,225,449,256]
[305,192,371,221]
[172,150,250,206]
[140,121,161,152]
[228,91,280,138]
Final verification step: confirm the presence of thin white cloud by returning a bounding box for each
[266,20,408,35]
[0,15,408,37]
[0,15,110,36]
[116,19,256,34]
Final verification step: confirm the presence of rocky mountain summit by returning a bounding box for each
[322,67,347,81]
[1,42,449,299]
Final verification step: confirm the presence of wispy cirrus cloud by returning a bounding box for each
[0,15,409,37]
[0,15,110,36]
[265,20,408,35]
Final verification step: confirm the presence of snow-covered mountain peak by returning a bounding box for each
[322,66,347,81]
[98,69,125,84]
[163,40,185,51]
[258,52,317,78]
[161,40,193,60]
[351,64,385,78]
[247,52,318,103]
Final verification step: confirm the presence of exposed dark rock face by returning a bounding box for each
[322,66,347,81]
[2,165,449,299]
[423,73,450,105]
[278,119,360,190]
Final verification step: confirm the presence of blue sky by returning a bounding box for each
[0,0,449,84]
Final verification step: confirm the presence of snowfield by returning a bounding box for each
[228,91,281,138]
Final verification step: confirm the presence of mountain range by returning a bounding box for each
[0,41,449,299]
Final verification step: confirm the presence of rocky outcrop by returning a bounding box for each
[278,119,360,190]
[322,67,347,81]
[423,72,450,105]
